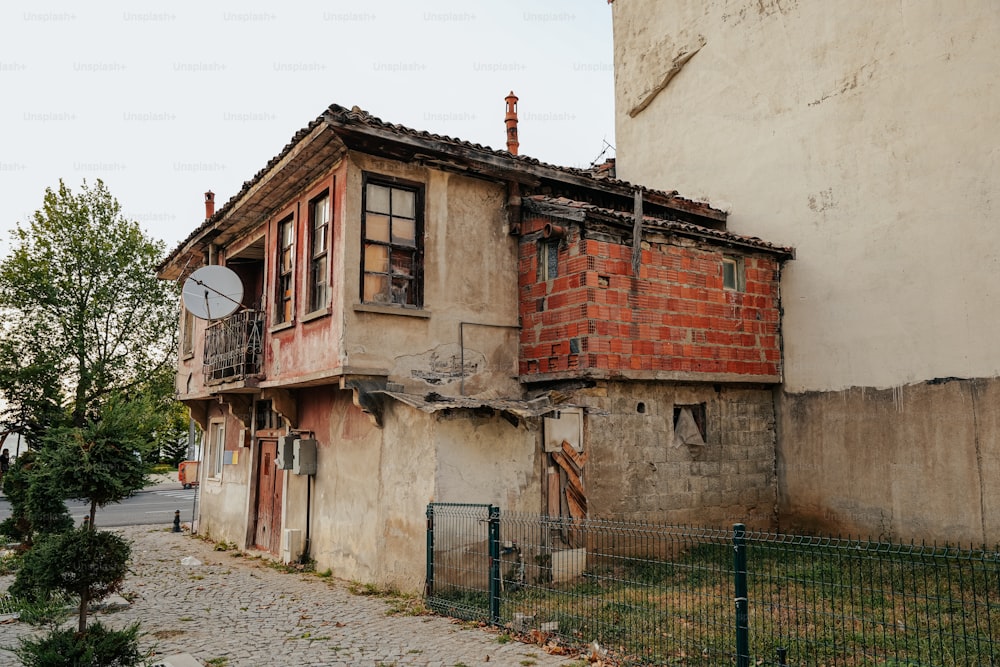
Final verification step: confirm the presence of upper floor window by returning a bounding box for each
[362,177,422,307]
[309,192,330,312]
[181,308,195,357]
[722,256,745,291]
[275,216,295,323]
[539,240,559,282]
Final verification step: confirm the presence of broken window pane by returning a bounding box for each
[390,249,413,277]
[391,278,410,304]
[366,184,390,214]
[362,177,422,307]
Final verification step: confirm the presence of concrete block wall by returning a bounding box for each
[573,381,777,528]
[518,216,783,381]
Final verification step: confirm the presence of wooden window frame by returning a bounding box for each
[207,419,225,480]
[181,308,195,358]
[360,174,424,308]
[722,256,745,292]
[539,240,559,282]
[275,215,295,324]
[308,190,331,313]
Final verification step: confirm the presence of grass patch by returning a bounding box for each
[346,581,430,616]
[0,549,22,576]
[428,538,999,666]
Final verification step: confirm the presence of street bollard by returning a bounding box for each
[172,509,182,533]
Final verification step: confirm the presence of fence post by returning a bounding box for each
[425,504,434,597]
[734,523,749,667]
[488,504,501,624]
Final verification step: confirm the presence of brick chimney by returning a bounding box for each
[505,91,519,155]
[205,191,215,219]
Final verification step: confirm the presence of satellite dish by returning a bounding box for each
[182,265,244,320]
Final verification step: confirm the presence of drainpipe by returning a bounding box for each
[303,475,312,563]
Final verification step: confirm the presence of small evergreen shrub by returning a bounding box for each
[13,621,144,667]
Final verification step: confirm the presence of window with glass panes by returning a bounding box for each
[275,216,294,323]
[362,178,422,307]
[309,193,330,312]
[208,420,225,479]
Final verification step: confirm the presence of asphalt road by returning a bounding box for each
[0,485,198,529]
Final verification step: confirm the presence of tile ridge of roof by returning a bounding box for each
[322,102,716,210]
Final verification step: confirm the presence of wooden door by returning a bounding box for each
[254,439,284,554]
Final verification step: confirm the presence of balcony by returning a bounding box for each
[203,310,264,385]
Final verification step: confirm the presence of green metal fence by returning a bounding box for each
[425,504,1000,666]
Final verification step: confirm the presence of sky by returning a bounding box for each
[0,0,615,256]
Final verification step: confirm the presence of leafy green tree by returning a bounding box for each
[140,365,189,466]
[0,180,179,659]
[0,178,178,434]
[0,451,73,545]
[40,397,151,528]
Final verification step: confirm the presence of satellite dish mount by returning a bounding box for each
[182,265,244,320]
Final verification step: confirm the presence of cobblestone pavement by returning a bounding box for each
[0,525,586,667]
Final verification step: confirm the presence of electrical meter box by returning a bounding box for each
[275,435,295,470]
[292,438,317,475]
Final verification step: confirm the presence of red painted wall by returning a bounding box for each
[518,216,783,381]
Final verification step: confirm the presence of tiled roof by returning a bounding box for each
[162,102,731,271]
[323,104,718,212]
[525,195,795,258]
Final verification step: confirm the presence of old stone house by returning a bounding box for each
[158,100,792,591]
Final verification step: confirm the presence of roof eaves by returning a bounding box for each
[525,195,794,259]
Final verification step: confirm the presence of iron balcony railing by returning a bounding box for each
[203,309,264,384]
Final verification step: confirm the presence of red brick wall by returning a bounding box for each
[518,216,783,381]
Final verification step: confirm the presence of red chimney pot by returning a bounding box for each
[504,91,519,155]
[205,191,215,220]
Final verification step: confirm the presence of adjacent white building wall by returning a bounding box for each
[612,0,1000,392]
[611,0,1000,542]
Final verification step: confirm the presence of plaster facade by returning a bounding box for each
[611,0,1000,542]
[161,102,793,592]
